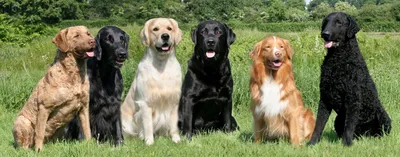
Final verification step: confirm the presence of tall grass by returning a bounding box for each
[0,25,399,156]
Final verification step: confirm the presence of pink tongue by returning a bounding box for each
[272,62,282,67]
[86,51,94,57]
[162,46,169,51]
[324,41,333,48]
[206,51,215,58]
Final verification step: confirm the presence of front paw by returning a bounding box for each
[342,137,353,146]
[307,138,318,146]
[172,135,181,143]
[145,137,154,146]
[185,133,192,141]
[113,139,124,146]
[35,145,43,152]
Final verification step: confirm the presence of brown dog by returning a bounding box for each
[12,26,95,151]
[249,36,315,146]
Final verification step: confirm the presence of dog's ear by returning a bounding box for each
[140,19,153,46]
[283,39,293,60]
[346,15,360,38]
[250,40,262,61]
[94,32,102,61]
[223,23,236,46]
[124,33,130,58]
[52,28,70,52]
[191,27,198,44]
[169,18,182,45]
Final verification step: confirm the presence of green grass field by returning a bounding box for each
[1,25,399,156]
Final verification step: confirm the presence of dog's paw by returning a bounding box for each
[185,133,192,141]
[307,139,318,146]
[113,139,124,146]
[172,135,181,143]
[342,137,353,146]
[35,145,43,152]
[145,138,154,146]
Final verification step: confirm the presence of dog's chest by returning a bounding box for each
[256,76,288,118]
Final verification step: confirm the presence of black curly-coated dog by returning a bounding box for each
[65,26,129,145]
[308,12,392,146]
[178,20,239,140]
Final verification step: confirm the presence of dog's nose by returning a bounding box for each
[89,39,95,46]
[321,31,331,40]
[274,48,282,57]
[161,33,170,41]
[118,51,127,59]
[207,39,215,46]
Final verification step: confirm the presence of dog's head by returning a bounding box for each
[52,26,95,59]
[250,36,293,71]
[192,20,236,62]
[94,26,130,68]
[140,18,182,55]
[321,12,360,49]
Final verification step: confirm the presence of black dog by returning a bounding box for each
[65,26,129,145]
[178,20,239,140]
[308,12,391,146]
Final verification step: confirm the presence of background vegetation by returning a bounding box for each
[0,25,400,156]
[1,0,400,46]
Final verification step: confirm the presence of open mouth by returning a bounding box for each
[156,43,171,53]
[83,48,95,58]
[269,59,282,69]
[206,50,216,58]
[116,59,125,65]
[324,41,338,48]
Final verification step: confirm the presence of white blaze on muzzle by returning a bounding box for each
[272,36,280,57]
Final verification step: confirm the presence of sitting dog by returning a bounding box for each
[12,26,94,151]
[178,20,239,140]
[249,36,315,146]
[121,18,183,145]
[65,26,129,146]
[308,12,392,146]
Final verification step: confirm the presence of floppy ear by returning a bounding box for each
[94,32,102,61]
[169,18,182,45]
[250,41,262,61]
[140,19,152,46]
[191,27,198,44]
[124,33,130,58]
[223,23,236,46]
[52,28,70,52]
[283,39,293,60]
[346,15,360,39]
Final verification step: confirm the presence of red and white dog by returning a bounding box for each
[249,36,315,145]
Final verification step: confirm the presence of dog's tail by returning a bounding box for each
[303,109,316,140]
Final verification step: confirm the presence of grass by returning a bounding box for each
[0,24,400,156]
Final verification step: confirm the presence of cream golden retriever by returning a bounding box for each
[121,18,182,145]
[12,26,94,151]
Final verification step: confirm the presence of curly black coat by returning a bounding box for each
[308,12,392,146]
[64,26,129,145]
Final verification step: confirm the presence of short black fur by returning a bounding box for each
[178,20,239,140]
[64,26,130,145]
[308,12,391,146]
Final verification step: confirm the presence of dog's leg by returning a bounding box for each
[114,114,124,146]
[79,104,91,141]
[180,98,194,141]
[252,112,265,144]
[222,96,234,132]
[307,100,331,146]
[137,101,154,145]
[341,89,362,146]
[169,105,181,143]
[35,104,51,151]
[288,114,301,146]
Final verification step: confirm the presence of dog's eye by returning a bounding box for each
[200,30,207,35]
[266,46,271,49]
[74,34,80,38]
[167,27,172,31]
[153,27,159,31]
[280,45,284,48]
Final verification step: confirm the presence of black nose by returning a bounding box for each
[118,51,127,59]
[207,39,215,46]
[321,31,331,40]
[161,33,170,41]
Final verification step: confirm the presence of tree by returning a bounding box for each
[311,2,334,20]
[334,1,357,16]
[356,4,394,22]
[285,0,306,10]
[266,0,287,22]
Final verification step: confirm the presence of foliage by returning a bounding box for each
[311,2,334,20]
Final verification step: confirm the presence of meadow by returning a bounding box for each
[0,24,399,156]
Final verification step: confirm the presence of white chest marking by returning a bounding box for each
[256,73,288,118]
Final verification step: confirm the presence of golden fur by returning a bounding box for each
[121,18,183,145]
[12,26,94,151]
[249,36,315,146]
